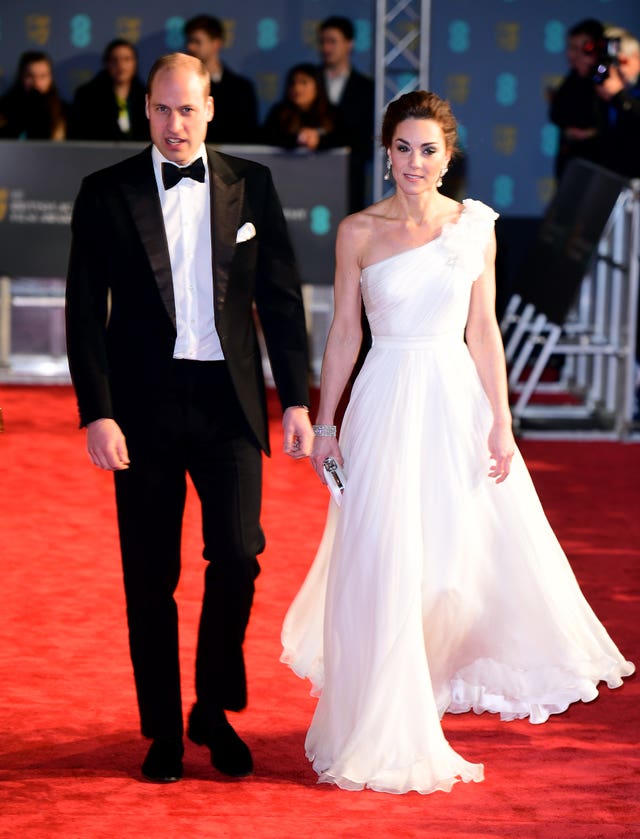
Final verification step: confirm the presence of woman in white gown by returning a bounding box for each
[281,91,634,795]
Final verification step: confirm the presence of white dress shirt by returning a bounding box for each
[151,143,224,361]
[324,70,349,105]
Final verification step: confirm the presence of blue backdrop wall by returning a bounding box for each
[1,0,639,217]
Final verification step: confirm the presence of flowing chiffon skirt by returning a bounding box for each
[282,200,635,794]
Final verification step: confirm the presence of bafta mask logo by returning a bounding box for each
[0,189,9,222]
[493,125,517,156]
[116,17,141,44]
[537,177,556,206]
[303,19,319,48]
[257,72,279,102]
[542,73,564,101]
[26,14,51,46]
[445,74,470,104]
[224,19,236,48]
[395,19,418,51]
[496,22,520,53]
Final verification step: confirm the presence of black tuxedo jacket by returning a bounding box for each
[66,146,309,455]
[332,68,374,159]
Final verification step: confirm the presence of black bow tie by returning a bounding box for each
[161,157,206,190]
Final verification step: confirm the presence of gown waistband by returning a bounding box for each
[372,333,460,349]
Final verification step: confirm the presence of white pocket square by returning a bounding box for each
[236,222,256,243]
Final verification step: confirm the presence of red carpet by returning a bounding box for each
[1,385,638,838]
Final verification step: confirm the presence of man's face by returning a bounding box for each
[318,27,352,69]
[106,45,137,85]
[186,30,222,65]
[567,34,598,78]
[145,65,213,165]
[618,51,640,85]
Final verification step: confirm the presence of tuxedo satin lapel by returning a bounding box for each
[209,153,244,312]
[122,151,176,329]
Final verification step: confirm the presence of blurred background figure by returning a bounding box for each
[548,18,605,179]
[595,27,640,179]
[594,27,640,419]
[67,38,148,141]
[0,50,68,140]
[317,15,374,211]
[261,62,344,151]
[184,14,258,144]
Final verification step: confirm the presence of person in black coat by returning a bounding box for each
[595,28,640,179]
[317,16,374,212]
[548,19,606,179]
[184,14,258,144]
[68,38,149,141]
[0,50,68,139]
[66,53,313,784]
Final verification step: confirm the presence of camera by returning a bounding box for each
[586,36,621,84]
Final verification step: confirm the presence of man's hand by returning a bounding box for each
[282,406,314,459]
[87,418,130,471]
[596,65,625,101]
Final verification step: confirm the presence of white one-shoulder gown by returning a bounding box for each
[281,199,634,795]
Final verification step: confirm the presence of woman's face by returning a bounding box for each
[388,118,450,195]
[22,60,53,94]
[288,72,317,110]
[106,46,137,85]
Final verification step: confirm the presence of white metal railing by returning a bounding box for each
[500,181,639,439]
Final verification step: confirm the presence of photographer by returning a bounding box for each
[596,29,640,179]
[549,19,606,179]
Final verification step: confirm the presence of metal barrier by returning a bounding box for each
[501,180,639,438]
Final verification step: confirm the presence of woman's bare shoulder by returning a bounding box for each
[338,200,393,242]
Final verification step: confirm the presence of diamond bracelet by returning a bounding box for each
[312,424,337,437]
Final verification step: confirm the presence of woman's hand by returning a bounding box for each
[297,127,321,150]
[487,420,515,483]
[310,436,343,484]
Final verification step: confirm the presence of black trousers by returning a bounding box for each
[114,360,264,739]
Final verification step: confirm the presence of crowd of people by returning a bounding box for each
[0,14,374,211]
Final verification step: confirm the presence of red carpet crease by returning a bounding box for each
[0,385,638,838]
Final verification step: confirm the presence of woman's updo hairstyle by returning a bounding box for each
[381,90,458,156]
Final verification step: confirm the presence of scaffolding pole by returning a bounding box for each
[373,0,432,202]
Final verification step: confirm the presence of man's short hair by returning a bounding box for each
[568,18,604,43]
[319,16,355,42]
[184,14,225,42]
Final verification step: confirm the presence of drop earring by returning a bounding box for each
[437,165,449,188]
[384,156,392,181]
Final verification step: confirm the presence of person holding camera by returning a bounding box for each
[595,28,640,179]
[548,18,606,180]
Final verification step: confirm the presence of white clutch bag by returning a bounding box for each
[323,457,346,506]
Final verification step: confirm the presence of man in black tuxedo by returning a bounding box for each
[317,15,374,212]
[66,52,313,783]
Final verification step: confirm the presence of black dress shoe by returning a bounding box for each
[187,705,253,777]
[141,737,184,783]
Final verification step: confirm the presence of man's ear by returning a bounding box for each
[145,94,150,120]
[206,96,214,123]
